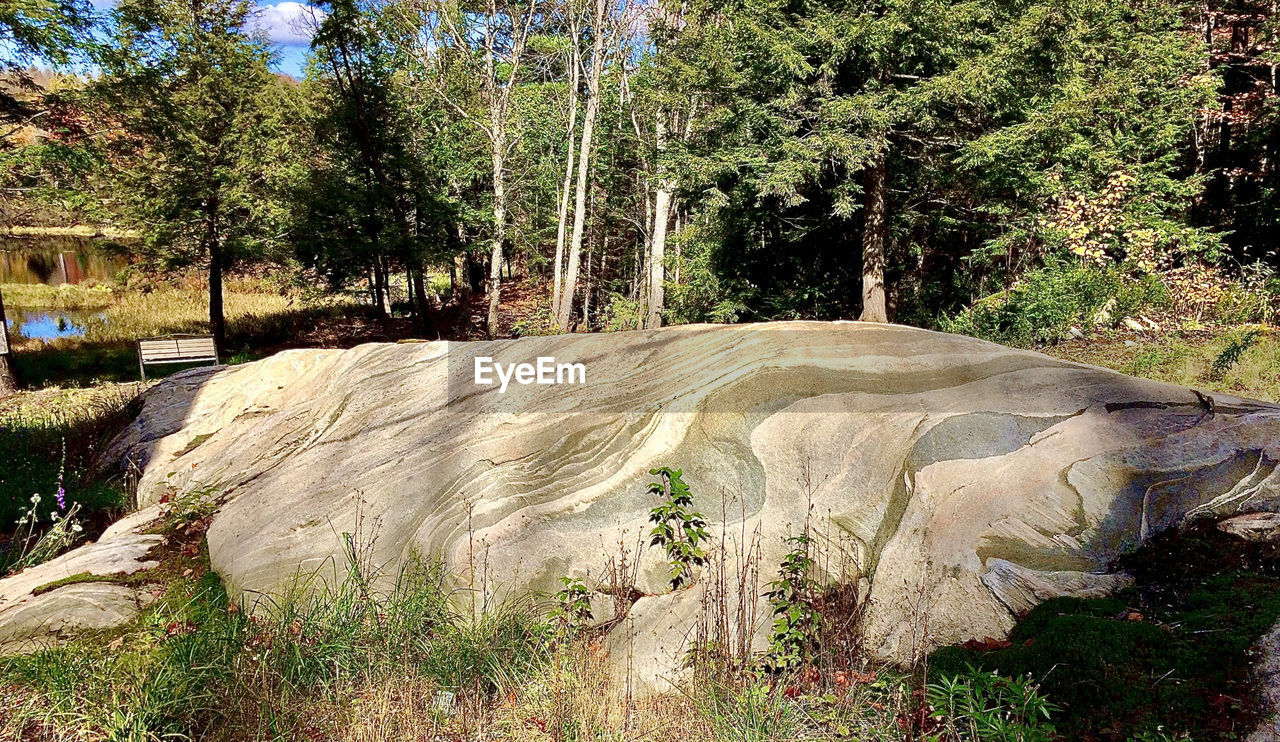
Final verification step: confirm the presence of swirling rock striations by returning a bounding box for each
[6,322,1280,692]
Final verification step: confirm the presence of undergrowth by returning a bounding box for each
[0,385,136,570]
[931,521,1280,741]
[0,473,1065,742]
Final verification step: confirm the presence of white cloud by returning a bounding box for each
[250,2,325,46]
[91,0,324,47]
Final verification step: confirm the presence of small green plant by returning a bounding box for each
[1209,328,1260,380]
[764,534,821,669]
[926,666,1057,742]
[7,496,84,573]
[647,467,710,590]
[156,485,220,535]
[550,576,593,635]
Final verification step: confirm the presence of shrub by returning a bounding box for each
[647,467,711,591]
[941,259,1168,347]
[764,534,821,670]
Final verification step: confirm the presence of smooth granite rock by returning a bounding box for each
[1250,620,1280,742]
[1220,512,1280,543]
[0,508,162,651]
[8,321,1280,693]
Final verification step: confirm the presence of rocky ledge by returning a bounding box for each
[2,321,1278,695]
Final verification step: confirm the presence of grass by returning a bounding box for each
[930,521,1280,741]
[9,277,360,347]
[3,225,137,239]
[0,385,138,570]
[1046,324,1280,402]
[0,489,1062,742]
[2,283,117,310]
[4,276,366,386]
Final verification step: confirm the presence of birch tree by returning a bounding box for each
[0,286,13,395]
[646,112,672,328]
[554,0,608,329]
[551,1,582,315]
[395,0,537,337]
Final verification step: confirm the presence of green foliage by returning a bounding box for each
[654,0,1216,323]
[941,259,1169,347]
[99,0,282,260]
[695,679,807,742]
[3,548,556,738]
[764,534,821,670]
[0,0,94,68]
[3,570,245,739]
[550,576,593,636]
[647,466,710,591]
[930,522,1280,740]
[1209,328,1261,380]
[0,386,132,560]
[925,666,1057,742]
[292,0,458,307]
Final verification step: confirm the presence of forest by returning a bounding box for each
[4,2,1280,740]
[1,0,1276,362]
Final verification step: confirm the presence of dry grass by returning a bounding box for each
[1046,324,1280,402]
[8,282,358,350]
[3,283,117,310]
[3,226,136,239]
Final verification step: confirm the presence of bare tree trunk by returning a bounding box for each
[552,16,582,319]
[374,257,392,318]
[646,115,672,330]
[207,214,227,354]
[556,0,606,329]
[488,131,507,337]
[455,225,471,304]
[0,286,16,395]
[859,150,888,323]
[413,267,434,335]
[647,187,670,329]
[673,209,682,284]
[583,242,593,329]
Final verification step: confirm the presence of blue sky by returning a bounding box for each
[88,0,318,77]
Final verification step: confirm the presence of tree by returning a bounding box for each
[1,0,93,126]
[394,0,538,338]
[298,0,453,331]
[99,0,280,353]
[551,1,582,316]
[555,0,609,329]
[655,0,1214,326]
[0,285,13,395]
[0,0,96,393]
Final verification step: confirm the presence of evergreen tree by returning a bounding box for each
[296,0,455,332]
[99,0,282,353]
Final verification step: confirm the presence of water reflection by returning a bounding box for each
[5,309,104,342]
[0,236,130,285]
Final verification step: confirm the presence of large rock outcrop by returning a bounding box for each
[8,322,1280,691]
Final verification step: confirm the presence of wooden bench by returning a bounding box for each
[137,335,219,381]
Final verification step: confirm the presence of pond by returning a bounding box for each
[0,235,130,286]
[5,309,104,342]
